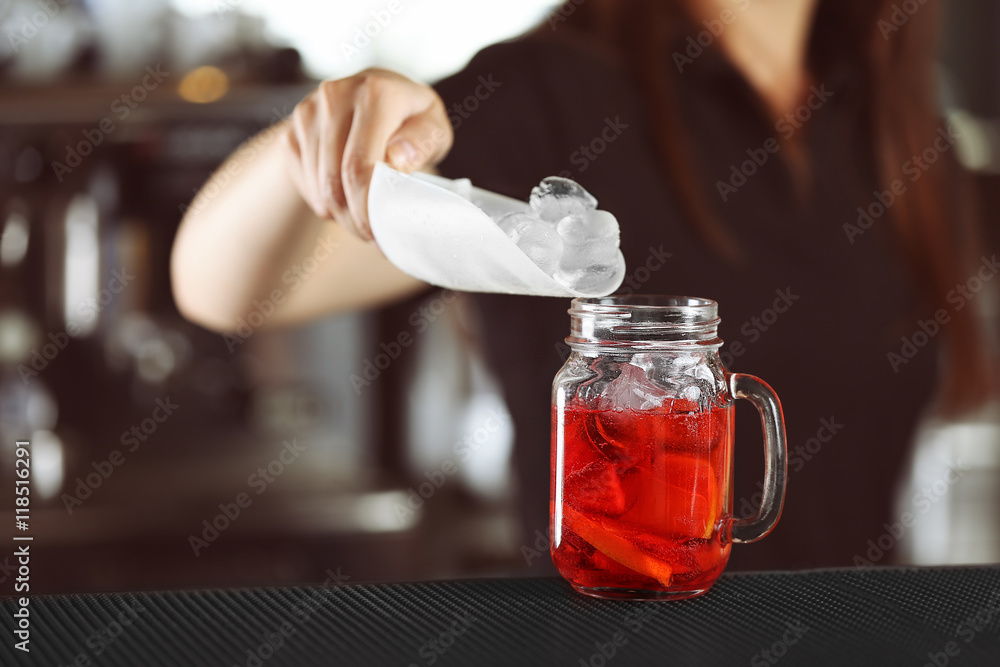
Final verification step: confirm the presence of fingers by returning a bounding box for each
[287,104,325,217]
[342,74,434,240]
[284,70,452,241]
[342,86,453,237]
[285,90,352,228]
[386,106,454,173]
[316,82,355,228]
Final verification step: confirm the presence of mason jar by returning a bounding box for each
[551,296,787,600]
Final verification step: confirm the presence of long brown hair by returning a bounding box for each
[553,0,996,415]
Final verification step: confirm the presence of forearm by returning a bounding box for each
[171,121,313,329]
[171,120,429,332]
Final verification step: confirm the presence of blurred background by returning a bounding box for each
[1,0,999,594]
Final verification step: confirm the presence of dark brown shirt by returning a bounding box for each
[434,30,937,571]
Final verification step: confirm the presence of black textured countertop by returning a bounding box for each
[3,566,1000,666]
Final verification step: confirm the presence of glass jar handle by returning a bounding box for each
[728,373,787,543]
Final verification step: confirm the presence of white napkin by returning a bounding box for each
[367,162,626,297]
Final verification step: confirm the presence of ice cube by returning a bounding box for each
[557,210,620,272]
[633,353,726,412]
[529,176,598,222]
[591,364,675,473]
[680,385,703,403]
[630,353,672,379]
[449,178,473,200]
[679,357,726,410]
[496,211,563,275]
[556,210,618,245]
[495,177,621,289]
[496,211,533,236]
[553,264,616,293]
[518,227,564,275]
[599,363,674,411]
[558,240,619,272]
[684,363,715,383]
[574,356,623,404]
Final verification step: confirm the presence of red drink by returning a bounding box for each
[551,400,733,599]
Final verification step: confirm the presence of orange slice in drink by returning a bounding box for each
[701,475,719,539]
[564,505,673,586]
[697,462,719,539]
[622,454,719,540]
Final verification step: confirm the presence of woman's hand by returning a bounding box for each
[284,68,454,240]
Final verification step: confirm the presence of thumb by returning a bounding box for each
[385,111,453,173]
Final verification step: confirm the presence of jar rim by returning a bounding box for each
[573,294,719,308]
[567,295,723,350]
[572,295,717,310]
